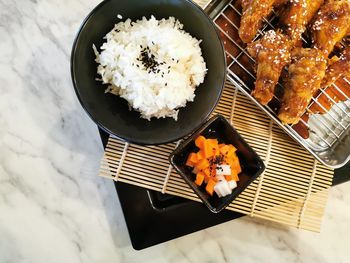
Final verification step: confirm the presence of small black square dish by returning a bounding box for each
[169,115,265,213]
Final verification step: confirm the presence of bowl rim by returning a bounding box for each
[70,0,227,145]
[169,114,266,213]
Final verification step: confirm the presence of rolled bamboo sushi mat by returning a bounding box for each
[99,82,334,232]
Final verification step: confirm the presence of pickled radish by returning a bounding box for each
[185,135,241,197]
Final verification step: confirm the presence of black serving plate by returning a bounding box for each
[170,115,265,213]
[99,129,350,250]
[115,183,242,250]
[71,0,226,145]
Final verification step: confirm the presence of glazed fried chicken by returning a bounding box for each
[240,0,251,11]
[278,48,327,124]
[240,0,286,11]
[247,30,292,105]
[311,0,350,57]
[279,0,324,45]
[322,46,350,87]
[239,0,282,43]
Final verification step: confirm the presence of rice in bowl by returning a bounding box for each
[93,16,207,120]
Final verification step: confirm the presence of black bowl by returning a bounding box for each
[71,0,226,145]
[169,115,265,213]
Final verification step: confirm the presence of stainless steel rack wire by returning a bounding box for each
[207,0,350,168]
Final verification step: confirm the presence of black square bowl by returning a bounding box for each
[169,115,265,213]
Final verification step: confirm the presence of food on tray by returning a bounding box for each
[185,136,241,198]
[322,46,350,88]
[93,16,207,121]
[240,0,251,11]
[236,0,350,126]
[279,0,324,45]
[278,48,327,124]
[247,30,291,105]
[239,0,281,43]
[310,0,350,57]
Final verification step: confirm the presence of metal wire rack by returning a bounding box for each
[209,0,350,168]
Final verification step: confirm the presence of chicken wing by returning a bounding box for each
[311,0,350,57]
[239,0,281,43]
[279,0,324,45]
[278,48,327,124]
[241,0,286,11]
[241,0,252,12]
[322,46,350,87]
[247,30,292,105]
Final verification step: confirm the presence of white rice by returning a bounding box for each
[93,16,207,120]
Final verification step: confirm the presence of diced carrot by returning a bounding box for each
[231,157,241,174]
[212,167,216,176]
[203,140,214,158]
[219,144,230,155]
[207,138,219,150]
[231,168,240,181]
[186,159,194,167]
[195,135,206,149]
[187,152,198,164]
[225,156,233,166]
[225,175,233,181]
[196,150,205,161]
[204,138,219,158]
[188,135,241,197]
[205,179,216,196]
[213,148,221,157]
[203,168,210,177]
[204,167,217,177]
[207,139,219,155]
[195,172,205,186]
[196,158,209,170]
[227,148,235,159]
[228,144,237,152]
[227,155,234,163]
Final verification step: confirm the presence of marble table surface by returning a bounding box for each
[1,0,350,262]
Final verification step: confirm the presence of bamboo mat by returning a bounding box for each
[99,82,334,232]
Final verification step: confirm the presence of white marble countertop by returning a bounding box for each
[1,0,350,262]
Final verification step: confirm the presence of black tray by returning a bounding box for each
[99,129,349,250]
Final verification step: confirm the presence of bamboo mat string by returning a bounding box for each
[298,159,317,229]
[230,87,238,124]
[114,141,129,180]
[250,120,273,216]
[162,141,181,193]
